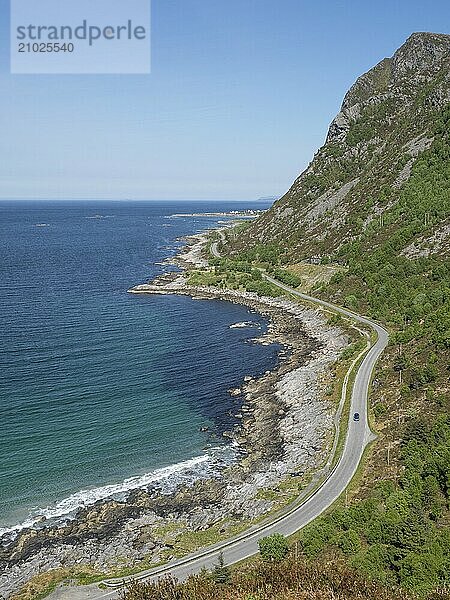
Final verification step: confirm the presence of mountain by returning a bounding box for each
[225,32,450,593]
[235,32,450,261]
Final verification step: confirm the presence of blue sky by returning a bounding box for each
[1,0,449,200]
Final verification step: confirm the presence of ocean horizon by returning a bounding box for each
[0,199,277,538]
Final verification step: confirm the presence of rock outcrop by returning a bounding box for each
[233,32,450,260]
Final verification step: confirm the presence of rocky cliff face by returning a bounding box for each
[235,32,450,260]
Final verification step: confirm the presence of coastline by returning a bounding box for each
[1,230,350,599]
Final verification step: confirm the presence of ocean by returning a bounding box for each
[0,200,278,538]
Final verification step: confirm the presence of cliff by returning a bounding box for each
[234,32,450,261]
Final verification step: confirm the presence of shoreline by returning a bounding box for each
[129,231,349,480]
[0,230,350,599]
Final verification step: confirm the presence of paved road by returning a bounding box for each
[50,238,388,600]
[210,239,222,259]
[210,228,231,258]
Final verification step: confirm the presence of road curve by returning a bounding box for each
[50,239,388,600]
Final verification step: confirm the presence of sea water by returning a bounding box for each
[0,200,278,537]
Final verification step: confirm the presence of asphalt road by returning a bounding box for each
[50,240,388,600]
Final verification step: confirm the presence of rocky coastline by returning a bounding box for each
[0,231,349,599]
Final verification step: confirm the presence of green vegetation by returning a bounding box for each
[330,107,450,387]
[159,518,251,559]
[267,267,302,288]
[299,416,450,592]
[122,555,425,600]
[258,534,290,562]
[210,552,231,584]
[187,257,282,297]
[12,567,118,600]
[346,99,395,147]
[340,338,367,361]
[220,103,450,595]
[229,242,284,266]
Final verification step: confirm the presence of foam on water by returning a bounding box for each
[0,445,237,540]
[0,200,275,541]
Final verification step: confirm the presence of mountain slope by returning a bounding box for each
[235,32,450,261]
[226,32,450,594]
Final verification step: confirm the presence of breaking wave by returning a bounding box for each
[0,445,238,542]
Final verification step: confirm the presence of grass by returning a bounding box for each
[121,554,420,600]
[153,520,188,541]
[11,568,106,600]
[165,520,252,558]
[11,555,173,600]
[284,262,347,292]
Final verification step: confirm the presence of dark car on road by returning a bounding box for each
[353,412,360,421]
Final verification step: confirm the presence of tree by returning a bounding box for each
[210,551,230,584]
[335,529,361,555]
[258,533,289,562]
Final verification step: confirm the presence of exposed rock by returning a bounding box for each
[229,388,242,397]
[232,32,450,259]
[402,221,450,258]
[304,179,359,223]
[2,257,350,598]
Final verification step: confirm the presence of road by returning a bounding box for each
[50,235,388,600]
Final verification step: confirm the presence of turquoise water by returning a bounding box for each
[0,200,278,536]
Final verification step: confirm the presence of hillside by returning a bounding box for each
[234,32,450,261]
[220,32,450,594]
[89,32,450,600]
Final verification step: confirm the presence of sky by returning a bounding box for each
[0,0,449,201]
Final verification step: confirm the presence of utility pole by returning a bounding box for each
[387,441,393,466]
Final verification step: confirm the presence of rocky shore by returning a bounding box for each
[0,232,349,599]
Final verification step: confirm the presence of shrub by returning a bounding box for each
[272,268,302,288]
[258,533,289,562]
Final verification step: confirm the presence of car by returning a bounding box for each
[353,412,360,422]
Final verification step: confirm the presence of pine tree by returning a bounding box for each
[210,551,230,584]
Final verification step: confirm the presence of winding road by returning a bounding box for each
[50,234,388,600]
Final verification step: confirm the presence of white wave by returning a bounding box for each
[230,321,260,329]
[85,215,114,219]
[0,516,42,539]
[0,447,237,541]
